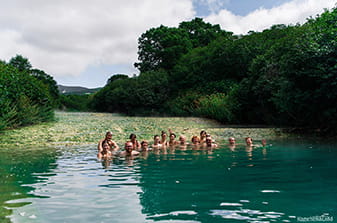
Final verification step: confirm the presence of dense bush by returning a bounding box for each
[0,61,55,130]
[59,94,92,111]
[91,70,169,115]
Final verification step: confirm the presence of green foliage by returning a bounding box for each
[8,54,32,72]
[91,9,337,134]
[134,25,192,72]
[179,17,233,47]
[31,69,60,107]
[0,57,55,131]
[106,74,129,85]
[194,92,239,123]
[134,18,232,73]
[166,91,202,116]
[91,70,169,115]
[59,94,92,111]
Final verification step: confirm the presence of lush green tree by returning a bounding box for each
[91,9,337,134]
[134,25,192,72]
[91,70,169,114]
[0,62,54,130]
[106,74,129,85]
[8,54,32,72]
[60,94,91,111]
[179,17,233,47]
[30,68,60,107]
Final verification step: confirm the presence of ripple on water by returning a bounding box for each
[260,190,281,193]
[210,207,286,222]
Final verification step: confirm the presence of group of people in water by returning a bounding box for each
[97,129,267,159]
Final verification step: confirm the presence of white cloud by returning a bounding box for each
[0,0,195,77]
[205,0,336,34]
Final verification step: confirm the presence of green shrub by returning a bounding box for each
[0,62,54,130]
[193,91,239,123]
[166,91,202,116]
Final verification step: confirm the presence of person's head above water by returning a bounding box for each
[169,133,176,140]
[206,137,213,146]
[161,131,167,139]
[179,135,186,143]
[191,136,200,144]
[228,137,235,145]
[105,131,112,140]
[200,130,207,138]
[141,140,149,147]
[102,140,110,151]
[153,135,160,144]
[129,133,137,141]
[245,137,253,146]
[125,141,133,152]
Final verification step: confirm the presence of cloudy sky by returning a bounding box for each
[0,0,335,88]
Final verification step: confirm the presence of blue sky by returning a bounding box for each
[0,0,335,88]
[193,0,292,16]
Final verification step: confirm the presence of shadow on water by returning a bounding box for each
[0,147,60,223]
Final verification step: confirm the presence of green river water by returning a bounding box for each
[0,112,336,223]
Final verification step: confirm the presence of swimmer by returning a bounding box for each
[205,136,218,148]
[261,139,267,147]
[160,131,169,146]
[200,130,207,144]
[168,133,179,146]
[98,131,119,153]
[179,135,189,149]
[140,140,149,151]
[119,141,140,157]
[228,137,236,151]
[245,137,253,146]
[129,133,141,150]
[191,136,200,145]
[97,140,112,159]
[191,136,200,149]
[152,135,162,148]
[228,137,236,146]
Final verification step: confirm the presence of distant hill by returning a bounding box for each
[58,85,102,95]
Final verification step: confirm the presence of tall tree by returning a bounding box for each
[179,17,233,47]
[9,55,32,72]
[134,25,192,73]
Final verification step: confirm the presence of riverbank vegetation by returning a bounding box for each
[91,8,337,135]
[0,55,59,131]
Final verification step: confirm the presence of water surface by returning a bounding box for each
[1,139,336,222]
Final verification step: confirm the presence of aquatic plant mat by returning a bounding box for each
[0,112,289,149]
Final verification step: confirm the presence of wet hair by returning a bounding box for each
[179,135,186,140]
[129,133,137,139]
[161,131,167,136]
[105,131,112,137]
[191,136,200,143]
[141,140,148,146]
[154,135,159,139]
[125,141,133,147]
[102,140,109,148]
[245,137,252,141]
[200,130,207,135]
[170,133,176,138]
[102,140,110,149]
